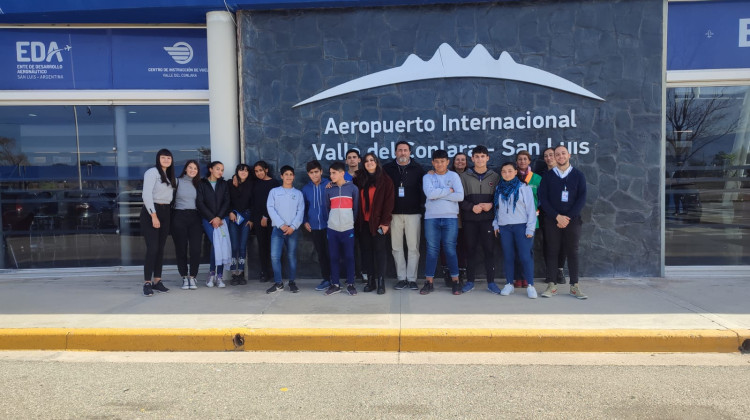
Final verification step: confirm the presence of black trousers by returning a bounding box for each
[140,204,171,281]
[359,228,388,279]
[543,216,582,284]
[254,223,273,277]
[310,228,331,281]
[171,209,203,277]
[540,216,566,272]
[463,219,496,283]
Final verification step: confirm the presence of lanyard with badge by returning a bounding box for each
[561,185,569,203]
[398,165,407,198]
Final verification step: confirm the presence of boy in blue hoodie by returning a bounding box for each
[266,165,305,294]
[324,161,359,296]
[302,160,332,291]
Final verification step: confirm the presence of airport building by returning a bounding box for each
[0,0,747,277]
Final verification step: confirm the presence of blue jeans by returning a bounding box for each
[327,228,355,285]
[202,218,229,275]
[498,223,534,285]
[228,210,251,270]
[424,217,459,279]
[270,227,298,284]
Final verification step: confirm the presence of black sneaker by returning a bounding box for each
[346,284,358,296]
[288,281,299,293]
[143,282,153,297]
[452,282,462,295]
[324,284,341,296]
[394,280,409,290]
[230,274,240,286]
[152,281,169,293]
[238,274,247,285]
[409,281,418,290]
[266,283,283,294]
[557,268,567,284]
[419,282,434,295]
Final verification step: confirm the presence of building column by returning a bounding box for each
[206,11,239,178]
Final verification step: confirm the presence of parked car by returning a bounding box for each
[1,190,59,232]
[62,190,117,230]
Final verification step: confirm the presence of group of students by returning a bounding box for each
[139,141,587,300]
[139,149,281,296]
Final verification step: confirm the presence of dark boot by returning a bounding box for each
[377,276,385,295]
[557,268,567,284]
[442,266,451,288]
[364,275,376,292]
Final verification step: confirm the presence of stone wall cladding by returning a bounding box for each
[240,0,663,277]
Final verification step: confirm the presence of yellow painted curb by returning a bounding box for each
[0,328,745,352]
[400,329,744,353]
[0,328,400,352]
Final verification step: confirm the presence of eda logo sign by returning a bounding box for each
[16,41,70,63]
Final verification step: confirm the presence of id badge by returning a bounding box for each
[398,186,405,198]
[561,190,569,202]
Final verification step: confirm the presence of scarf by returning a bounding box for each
[494,177,522,213]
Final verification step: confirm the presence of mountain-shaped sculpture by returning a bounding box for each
[293,43,604,108]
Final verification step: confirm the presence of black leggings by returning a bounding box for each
[254,223,273,277]
[463,219,496,283]
[141,204,171,281]
[359,228,388,279]
[171,209,203,277]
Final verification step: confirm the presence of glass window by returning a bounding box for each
[665,86,750,265]
[0,105,210,269]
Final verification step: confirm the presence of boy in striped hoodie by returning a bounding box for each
[324,162,359,296]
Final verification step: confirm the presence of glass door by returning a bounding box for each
[665,86,750,265]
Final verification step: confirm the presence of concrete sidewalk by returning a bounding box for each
[0,269,748,352]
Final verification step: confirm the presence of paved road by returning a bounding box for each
[1,352,749,419]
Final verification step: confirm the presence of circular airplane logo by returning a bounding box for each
[163,41,193,64]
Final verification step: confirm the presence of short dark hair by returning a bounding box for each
[395,140,412,151]
[345,149,361,158]
[472,145,489,156]
[306,160,322,172]
[329,161,346,172]
[280,165,294,176]
[500,161,517,171]
[432,149,449,161]
[554,144,569,152]
[516,150,531,161]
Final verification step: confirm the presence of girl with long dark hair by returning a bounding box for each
[141,148,176,297]
[196,161,231,288]
[354,152,394,294]
[228,163,253,285]
[172,159,203,290]
[250,161,280,282]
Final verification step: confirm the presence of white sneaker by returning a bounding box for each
[188,277,197,290]
[527,285,538,299]
[217,276,226,288]
[500,283,515,296]
[206,273,215,288]
[181,277,189,290]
